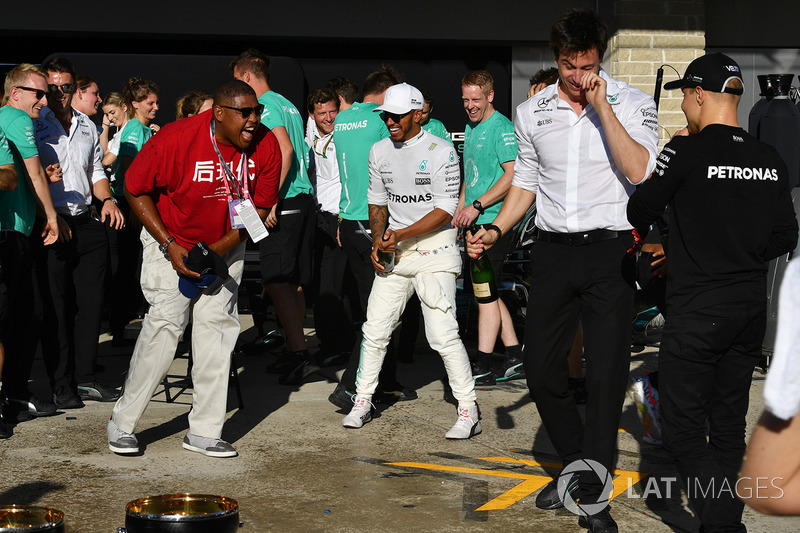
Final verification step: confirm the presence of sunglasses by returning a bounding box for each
[14,86,47,100]
[380,111,411,123]
[218,104,265,119]
[47,83,76,94]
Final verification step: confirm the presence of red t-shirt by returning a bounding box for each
[126,109,281,249]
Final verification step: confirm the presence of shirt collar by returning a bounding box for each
[396,128,426,147]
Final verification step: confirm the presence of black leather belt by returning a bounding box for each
[62,210,92,225]
[537,228,623,246]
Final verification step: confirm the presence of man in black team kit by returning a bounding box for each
[628,53,798,533]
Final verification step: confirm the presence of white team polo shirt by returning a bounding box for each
[34,107,106,216]
[512,69,659,233]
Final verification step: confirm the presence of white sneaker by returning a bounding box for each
[107,418,139,454]
[342,395,374,429]
[445,405,482,439]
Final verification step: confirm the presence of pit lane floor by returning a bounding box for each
[1,314,798,532]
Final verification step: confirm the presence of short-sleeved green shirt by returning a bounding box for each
[258,91,312,200]
[333,102,389,220]
[422,118,451,143]
[113,118,152,197]
[0,129,13,166]
[0,106,38,236]
[463,111,518,224]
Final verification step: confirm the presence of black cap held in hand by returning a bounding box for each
[185,241,229,279]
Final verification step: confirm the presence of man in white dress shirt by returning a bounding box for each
[35,57,124,409]
[467,9,658,532]
[305,88,353,365]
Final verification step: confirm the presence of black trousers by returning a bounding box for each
[659,301,765,533]
[338,219,397,391]
[313,211,355,354]
[0,231,43,398]
[106,196,143,338]
[38,215,108,388]
[524,235,635,500]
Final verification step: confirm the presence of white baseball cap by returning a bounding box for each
[374,83,424,115]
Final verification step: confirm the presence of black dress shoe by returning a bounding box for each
[328,382,355,410]
[7,395,58,417]
[578,508,618,533]
[535,479,579,510]
[278,355,320,385]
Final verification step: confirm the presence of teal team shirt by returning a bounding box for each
[258,91,312,200]
[334,102,389,220]
[463,111,518,224]
[0,106,39,236]
[0,129,13,166]
[113,118,152,197]
[422,118,451,142]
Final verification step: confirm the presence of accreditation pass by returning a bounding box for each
[232,198,269,242]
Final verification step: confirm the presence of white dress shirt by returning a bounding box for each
[512,69,659,233]
[35,107,106,216]
[306,116,341,215]
[764,259,800,420]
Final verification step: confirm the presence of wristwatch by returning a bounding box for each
[102,196,118,206]
[472,200,485,214]
[159,236,175,258]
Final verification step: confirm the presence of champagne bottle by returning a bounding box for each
[469,225,498,303]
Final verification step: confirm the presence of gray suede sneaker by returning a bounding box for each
[107,418,139,454]
[182,432,237,458]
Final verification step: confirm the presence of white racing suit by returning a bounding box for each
[358,128,476,407]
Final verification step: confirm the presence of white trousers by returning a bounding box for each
[356,243,476,407]
[111,230,244,438]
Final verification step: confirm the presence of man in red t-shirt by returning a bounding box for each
[106,80,281,458]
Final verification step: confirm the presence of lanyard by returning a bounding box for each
[209,119,249,200]
[313,134,333,158]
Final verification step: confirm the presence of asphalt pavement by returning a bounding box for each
[0,313,798,532]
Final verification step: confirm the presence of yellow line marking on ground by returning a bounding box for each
[384,457,649,511]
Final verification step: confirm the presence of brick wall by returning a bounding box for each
[608,1,706,147]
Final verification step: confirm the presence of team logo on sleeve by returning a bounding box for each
[449,151,455,162]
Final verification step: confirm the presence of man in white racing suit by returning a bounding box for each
[341,83,479,439]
